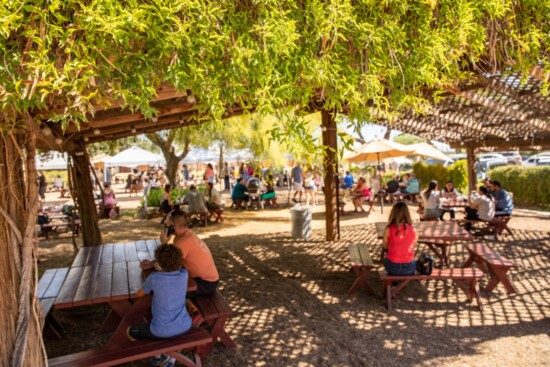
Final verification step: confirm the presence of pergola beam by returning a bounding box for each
[482,75,550,114]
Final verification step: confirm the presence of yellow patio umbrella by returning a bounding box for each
[343,139,415,163]
[407,143,452,162]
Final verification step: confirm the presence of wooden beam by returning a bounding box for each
[450,135,550,149]
[483,75,550,114]
[466,145,477,194]
[444,85,550,132]
[92,85,188,111]
[436,111,508,138]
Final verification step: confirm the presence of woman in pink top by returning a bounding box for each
[205,163,215,184]
[352,177,372,212]
[382,202,418,275]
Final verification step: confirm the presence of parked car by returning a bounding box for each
[478,153,508,168]
[498,151,523,165]
[523,156,550,167]
[424,158,453,167]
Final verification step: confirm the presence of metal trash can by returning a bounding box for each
[290,205,312,240]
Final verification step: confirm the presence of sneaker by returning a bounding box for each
[150,354,171,367]
[163,357,176,367]
[126,326,136,342]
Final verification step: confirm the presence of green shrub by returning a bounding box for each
[146,187,189,207]
[489,166,550,207]
[448,160,468,194]
[412,160,468,194]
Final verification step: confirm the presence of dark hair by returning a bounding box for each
[189,184,196,190]
[170,209,188,229]
[154,244,182,272]
[164,184,171,192]
[491,180,501,188]
[446,180,453,184]
[479,186,490,196]
[386,202,412,235]
[424,180,438,200]
[103,182,111,189]
[237,178,243,183]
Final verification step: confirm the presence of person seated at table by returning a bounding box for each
[340,171,354,189]
[464,186,495,230]
[129,243,192,367]
[490,180,514,216]
[382,202,418,276]
[482,177,493,197]
[422,180,441,219]
[440,180,460,220]
[405,174,420,196]
[160,184,175,216]
[205,182,223,211]
[352,177,372,212]
[181,185,208,216]
[148,210,219,297]
[384,175,400,195]
[54,175,66,198]
[261,179,278,208]
[399,173,410,192]
[231,178,249,208]
[99,182,117,219]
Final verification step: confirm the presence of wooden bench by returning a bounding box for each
[231,199,247,210]
[48,327,211,367]
[187,212,208,227]
[194,290,236,352]
[462,243,516,294]
[460,215,512,239]
[379,268,484,313]
[42,220,81,240]
[99,206,120,219]
[208,207,224,223]
[37,268,69,339]
[347,244,375,295]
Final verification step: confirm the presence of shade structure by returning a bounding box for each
[105,146,165,167]
[343,139,414,163]
[408,143,452,162]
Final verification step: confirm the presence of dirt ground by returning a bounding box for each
[40,185,550,367]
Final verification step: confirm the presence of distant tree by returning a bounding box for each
[393,133,427,146]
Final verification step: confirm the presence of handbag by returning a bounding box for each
[416,253,434,275]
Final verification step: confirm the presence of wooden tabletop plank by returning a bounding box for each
[100,243,114,264]
[348,245,363,267]
[73,265,100,306]
[54,266,85,309]
[112,243,126,263]
[145,239,158,259]
[124,242,139,262]
[357,244,374,266]
[37,269,57,299]
[84,245,103,266]
[127,261,143,298]
[375,221,474,242]
[111,262,129,301]
[71,247,92,268]
[43,267,69,299]
[135,240,150,261]
[93,263,113,304]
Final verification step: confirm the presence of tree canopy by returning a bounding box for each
[1,0,548,131]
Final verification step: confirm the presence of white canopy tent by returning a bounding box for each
[104,147,165,168]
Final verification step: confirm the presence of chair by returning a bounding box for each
[247,178,264,210]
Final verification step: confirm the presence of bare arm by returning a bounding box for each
[382,227,389,249]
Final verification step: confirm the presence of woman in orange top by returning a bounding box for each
[382,202,418,275]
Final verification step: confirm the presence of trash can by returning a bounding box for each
[291,205,312,240]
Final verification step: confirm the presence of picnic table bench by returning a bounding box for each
[42,220,81,240]
[347,244,375,295]
[379,268,484,313]
[37,267,69,339]
[459,215,512,239]
[462,243,517,294]
[208,206,224,223]
[194,290,236,352]
[48,326,211,367]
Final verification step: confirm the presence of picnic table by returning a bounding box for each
[375,221,474,266]
[439,197,469,210]
[52,239,196,346]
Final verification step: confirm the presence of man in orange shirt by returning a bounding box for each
[141,210,219,297]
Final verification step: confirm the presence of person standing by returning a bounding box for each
[105,167,112,185]
[222,162,230,191]
[38,171,48,202]
[204,163,215,184]
[291,163,304,203]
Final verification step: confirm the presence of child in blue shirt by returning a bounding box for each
[127,244,192,367]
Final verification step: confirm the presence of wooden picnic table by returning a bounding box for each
[440,198,469,210]
[53,239,196,346]
[375,221,474,266]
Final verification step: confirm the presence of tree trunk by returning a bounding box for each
[147,131,191,187]
[0,118,47,367]
[69,140,102,246]
[322,109,339,242]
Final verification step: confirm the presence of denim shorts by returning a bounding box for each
[384,258,416,276]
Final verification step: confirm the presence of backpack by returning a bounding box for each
[416,253,434,275]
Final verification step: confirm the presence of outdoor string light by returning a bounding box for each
[93,129,101,135]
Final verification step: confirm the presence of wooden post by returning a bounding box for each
[466,145,477,194]
[322,109,338,241]
[70,140,102,246]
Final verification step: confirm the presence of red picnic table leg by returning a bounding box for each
[485,266,517,294]
[107,295,152,347]
[100,300,133,333]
